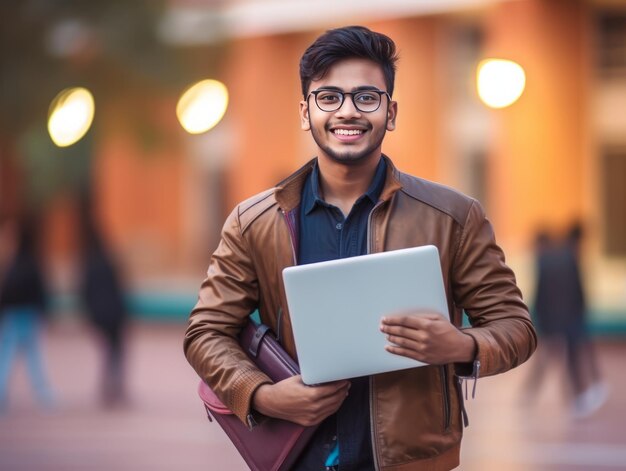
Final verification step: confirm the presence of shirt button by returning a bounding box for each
[336,223,342,230]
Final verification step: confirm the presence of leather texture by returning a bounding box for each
[185,156,537,471]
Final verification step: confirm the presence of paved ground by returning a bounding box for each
[0,320,625,471]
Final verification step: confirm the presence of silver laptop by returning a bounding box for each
[282,245,449,385]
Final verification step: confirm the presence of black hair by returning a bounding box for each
[299,25,399,98]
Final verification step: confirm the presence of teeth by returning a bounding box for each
[333,129,363,136]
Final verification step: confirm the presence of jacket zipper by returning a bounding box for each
[367,201,385,471]
[281,209,298,265]
[366,201,384,255]
[456,377,470,427]
[440,366,451,431]
[280,209,297,345]
[368,376,380,471]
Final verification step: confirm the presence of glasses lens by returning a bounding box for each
[353,91,382,112]
[315,91,343,111]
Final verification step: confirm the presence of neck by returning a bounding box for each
[317,154,381,216]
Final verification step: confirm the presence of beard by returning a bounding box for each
[310,121,387,166]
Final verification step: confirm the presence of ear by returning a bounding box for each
[386,100,397,132]
[299,100,311,131]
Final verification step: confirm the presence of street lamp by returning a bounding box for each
[176,79,229,134]
[477,59,526,109]
[48,87,95,147]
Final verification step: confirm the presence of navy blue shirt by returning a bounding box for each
[293,158,386,471]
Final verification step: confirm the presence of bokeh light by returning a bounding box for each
[176,79,229,134]
[48,87,95,147]
[477,58,526,109]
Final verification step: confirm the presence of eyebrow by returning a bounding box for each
[313,85,384,92]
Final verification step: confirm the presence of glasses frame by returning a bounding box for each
[308,89,391,113]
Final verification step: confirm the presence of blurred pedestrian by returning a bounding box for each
[525,222,607,418]
[561,222,607,418]
[522,230,560,405]
[0,215,55,413]
[78,201,128,407]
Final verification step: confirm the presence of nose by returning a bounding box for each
[335,93,362,118]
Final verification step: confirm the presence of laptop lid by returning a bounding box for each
[282,245,449,385]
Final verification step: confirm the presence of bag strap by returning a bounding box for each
[248,323,271,358]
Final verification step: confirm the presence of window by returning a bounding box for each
[602,147,626,255]
[466,149,488,210]
[596,12,626,79]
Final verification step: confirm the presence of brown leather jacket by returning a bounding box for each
[184,156,536,471]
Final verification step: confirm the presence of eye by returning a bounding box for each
[355,92,379,103]
[316,91,342,103]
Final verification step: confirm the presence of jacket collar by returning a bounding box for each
[274,155,403,212]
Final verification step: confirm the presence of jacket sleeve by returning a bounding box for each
[183,207,272,425]
[452,200,537,377]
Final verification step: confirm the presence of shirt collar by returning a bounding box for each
[303,158,387,215]
[302,161,323,215]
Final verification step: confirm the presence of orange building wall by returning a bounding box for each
[97,98,186,277]
[483,0,590,248]
[223,34,312,210]
[371,18,442,182]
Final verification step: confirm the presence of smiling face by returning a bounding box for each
[299,58,397,167]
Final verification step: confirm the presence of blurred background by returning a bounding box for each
[1,0,626,470]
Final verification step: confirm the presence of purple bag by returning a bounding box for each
[198,320,317,471]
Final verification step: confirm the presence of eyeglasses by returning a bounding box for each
[308,89,390,113]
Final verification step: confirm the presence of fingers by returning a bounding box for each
[379,314,443,364]
[295,377,351,406]
[380,321,423,344]
[380,313,467,365]
[308,379,351,395]
[381,312,443,329]
[291,376,349,393]
[384,331,423,350]
[292,379,351,426]
[256,376,350,426]
[383,330,427,362]
[308,392,347,420]
[380,313,448,341]
[384,343,424,361]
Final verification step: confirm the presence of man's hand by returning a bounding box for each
[252,375,350,426]
[380,313,476,364]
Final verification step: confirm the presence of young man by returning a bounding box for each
[185,26,536,471]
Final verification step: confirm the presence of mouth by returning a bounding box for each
[332,128,365,136]
[329,125,368,141]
